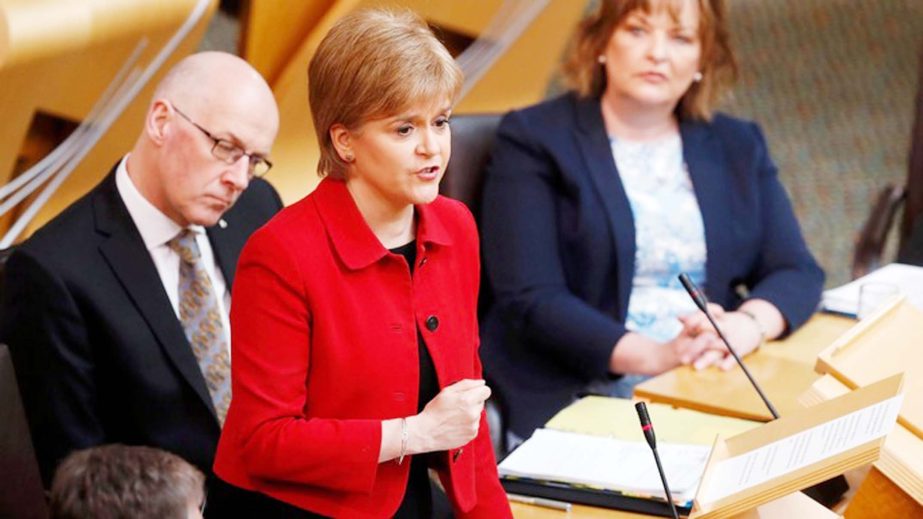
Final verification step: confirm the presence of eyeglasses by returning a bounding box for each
[172,105,273,179]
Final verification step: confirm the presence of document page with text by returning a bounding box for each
[700,394,903,503]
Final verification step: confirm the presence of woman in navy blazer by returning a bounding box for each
[480,0,824,439]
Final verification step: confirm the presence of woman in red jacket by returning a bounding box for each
[213,8,511,518]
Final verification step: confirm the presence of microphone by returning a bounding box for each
[677,273,849,506]
[635,402,679,519]
[677,273,779,419]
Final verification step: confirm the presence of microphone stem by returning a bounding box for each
[702,311,780,420]
[652,448,679,519]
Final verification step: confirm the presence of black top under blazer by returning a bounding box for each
[0,168,282,515]
[479,93,824,437]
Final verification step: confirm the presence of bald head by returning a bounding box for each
[153,51,278,132]
[128,51,280,227]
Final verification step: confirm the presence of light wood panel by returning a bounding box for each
[845,467,923,518]
[816,299,923,438]
[262,0,586,205]
[634,314,856,422]
[0,0,218,240]
[240,0,336,84]
[803,375,923,512]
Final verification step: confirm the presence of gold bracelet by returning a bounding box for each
[397,417,408,465]
[738,309,766,348]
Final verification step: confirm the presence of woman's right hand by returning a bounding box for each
[610,327,724,375]
[408,379,491,454]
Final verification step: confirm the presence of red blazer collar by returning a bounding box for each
[313,178,453,270]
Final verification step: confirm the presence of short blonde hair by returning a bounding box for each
[308,8,463,179]
[562,0,737,120]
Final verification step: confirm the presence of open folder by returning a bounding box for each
[691,373,903,517]
[499,374,904,518]
[499,397,760,516]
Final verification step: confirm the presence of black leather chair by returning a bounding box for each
[440,113,508,455]
[0,247,13,307]
[441,113,503,318]
[0,343,48,518]
[853,49,923,278]
[441,114,502,219]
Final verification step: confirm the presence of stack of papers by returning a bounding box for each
[821,263,923,317]
[498,428,710,502]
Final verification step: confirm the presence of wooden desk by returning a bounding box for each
[511,501,648,518]
[634,314,855,421]
[512,314,858,517]
[511,491,840,518]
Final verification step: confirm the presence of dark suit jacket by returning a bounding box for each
[480,93,824,437]
[0,167,282,506]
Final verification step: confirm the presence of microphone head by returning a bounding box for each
[635,401,657,450]
[678,273,708,312]
[635,401,651,426]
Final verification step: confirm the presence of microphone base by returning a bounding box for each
[802,475,849,508]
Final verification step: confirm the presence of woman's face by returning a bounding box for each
[340,100,452,212]
[601,0,703,111]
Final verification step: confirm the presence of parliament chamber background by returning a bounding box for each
[1,1,923,518]
[3,0,922,285]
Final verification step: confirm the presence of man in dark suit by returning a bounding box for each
[0,51,282,515]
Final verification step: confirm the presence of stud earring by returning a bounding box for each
[344,154,354,163]
[693,71,703,82]
[597,55,607,64]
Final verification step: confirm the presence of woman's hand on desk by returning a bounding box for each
[686,311,765,370]
[678,303,726,336]
[610,330,723,375]
[678,304,768,370]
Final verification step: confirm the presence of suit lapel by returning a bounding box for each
[92,172,217,420]
[207,222,236,286]
[574,96,636,317]
[681,120,731,299]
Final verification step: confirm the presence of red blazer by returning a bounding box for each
[214,178,511,518]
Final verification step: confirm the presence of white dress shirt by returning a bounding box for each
[115,156,232,350]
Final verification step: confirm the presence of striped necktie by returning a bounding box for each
[167,230,231,425]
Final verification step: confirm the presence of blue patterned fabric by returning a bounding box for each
[610,134,707,343]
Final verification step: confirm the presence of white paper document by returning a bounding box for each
[699,394,904,504]
[822,263,923,316]
[498,428,711,502]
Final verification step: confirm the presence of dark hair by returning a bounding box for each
[562,0,737,120]
[50,445,205,519]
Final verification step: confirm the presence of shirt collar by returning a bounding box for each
[312,178,452,270]
[116,155,206,250]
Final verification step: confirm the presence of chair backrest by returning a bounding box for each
[853,48,923,277]
[440,114,509,455]
[440,113,503,317]
[0,343,48,518]
[898,49,923,264]
[441,113,503,222]
[0,247,14,306]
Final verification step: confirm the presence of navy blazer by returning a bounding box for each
[480,93,824,437]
